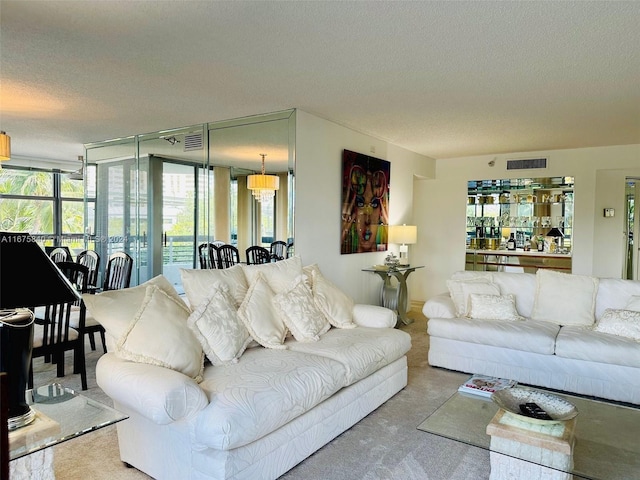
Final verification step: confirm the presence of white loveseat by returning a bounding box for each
[423,269,640,405]
[85,257,411,480]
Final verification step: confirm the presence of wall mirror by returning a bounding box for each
[85,109,295,289]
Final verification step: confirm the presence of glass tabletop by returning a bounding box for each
[417,387,640,480]
[9,383,128,461]
[362,265,424,273]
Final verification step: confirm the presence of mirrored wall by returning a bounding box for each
[84,109,295,291]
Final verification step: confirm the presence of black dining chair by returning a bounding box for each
[76,249,101,288]
[198,243,219,269]
[48,247,72,264]
[246,246,271,265]
[103,251,133,291]
[286,242,294,259]
[30,262,88,391]
[217,244,240,269]
[270,241,287,261]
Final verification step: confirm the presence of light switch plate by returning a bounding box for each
[604,208,615,217]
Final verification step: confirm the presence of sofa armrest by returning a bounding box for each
[422,293,456,319]
[352,304,397,328]
[96,353,209,425]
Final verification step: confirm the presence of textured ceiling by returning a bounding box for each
[1,0,639,164]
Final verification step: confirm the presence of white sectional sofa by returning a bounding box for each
[423,269,640,405]
[85,257,411,480]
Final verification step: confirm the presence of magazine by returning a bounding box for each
[458,374,517,398]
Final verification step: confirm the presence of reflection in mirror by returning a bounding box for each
[85,109,295,290]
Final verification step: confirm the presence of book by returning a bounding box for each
[458,374,517,398]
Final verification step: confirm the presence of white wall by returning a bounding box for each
[414,144,640,302]
[294,110,435,304]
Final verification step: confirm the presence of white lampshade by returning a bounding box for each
[247,153,280,202]
[388,225,417,245]
[0,131,11,161]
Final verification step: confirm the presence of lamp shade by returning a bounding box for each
[0,232,81,308]
[546,227,564,238]
[0,131,10,161]
[388,225,418,245]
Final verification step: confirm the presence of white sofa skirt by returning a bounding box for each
[429,337,640,404]
[114,356,408,480]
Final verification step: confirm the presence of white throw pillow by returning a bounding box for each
[238,273,288,349]
[311,268,356,328]
[187,282,252,365]
[180,265,248,310]
[625,295,640,312]
[117,285,204,381]
[242,256,303,294]
[530,270,599,326]
[273,275,330,342]
[594,308,640,342]
[447,277,498,317]
[467,294,524,321]
[82,275,187,342]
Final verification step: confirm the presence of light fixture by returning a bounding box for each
[247,153,279,203]
[0,131,11,165]
[388,224,418,266]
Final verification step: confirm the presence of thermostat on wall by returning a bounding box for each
[604,208,615,217]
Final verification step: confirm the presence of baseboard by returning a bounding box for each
[410,301,424,314]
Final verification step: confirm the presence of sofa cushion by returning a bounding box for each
[82,275,187,342]
[593,309,640,342]
[490,272,537,318]
[241,255,303,294]
[531,270,599,326]
[285,327,411,385]
[187,282,252,365]
[627,296,640,311]
[180,265,248,310]
[238,273,288,349]
[272,275,330,342]
[194,348,347,450]
[447,278,500,317]
[427,317,559,355]
[556,325,640,368]
[117,285,204,382]
[467,293,524,322]
[595,278,640,320]
[311,267,357,329]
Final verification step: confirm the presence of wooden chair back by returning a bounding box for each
[76,250,101,287]
[217,245,240,269]
[103,252,133,291]
[246,246,271,265]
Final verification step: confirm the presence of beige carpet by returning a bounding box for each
[30,313,490,479]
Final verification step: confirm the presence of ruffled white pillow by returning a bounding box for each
[117,285,204,382]
[238,273,288,349]
[273,275,330,342]
[594,308,640,342]
[467,294,524,321]
[447,277,500,317]
[187,282,252,365]
[311,267,356,328]
[241,255,303,294]
[180,264,248,309]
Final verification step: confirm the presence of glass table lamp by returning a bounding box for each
[0,232,81,430]
[388,225,418,266]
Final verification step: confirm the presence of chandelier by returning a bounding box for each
[247,153,279,203]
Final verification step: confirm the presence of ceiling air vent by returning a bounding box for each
[506,158,547,170]
[184,132,203,151]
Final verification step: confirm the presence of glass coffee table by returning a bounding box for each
[417,387,640,480]
[9,383,128,478]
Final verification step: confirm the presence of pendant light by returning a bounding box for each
[247,153,279,203]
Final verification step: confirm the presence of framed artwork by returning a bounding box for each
[341,149,390,254]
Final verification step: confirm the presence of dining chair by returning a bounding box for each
[76,249,101,288]
[29,264,88,391]
[269,241,287,261]
[103,251,133,291]
[286,242,294,259]
[49,247,72,264]
[217,244,240,269]
[198,243,219,269]
[246,245,271,265]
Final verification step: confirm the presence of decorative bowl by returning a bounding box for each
[491,387,578,425]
